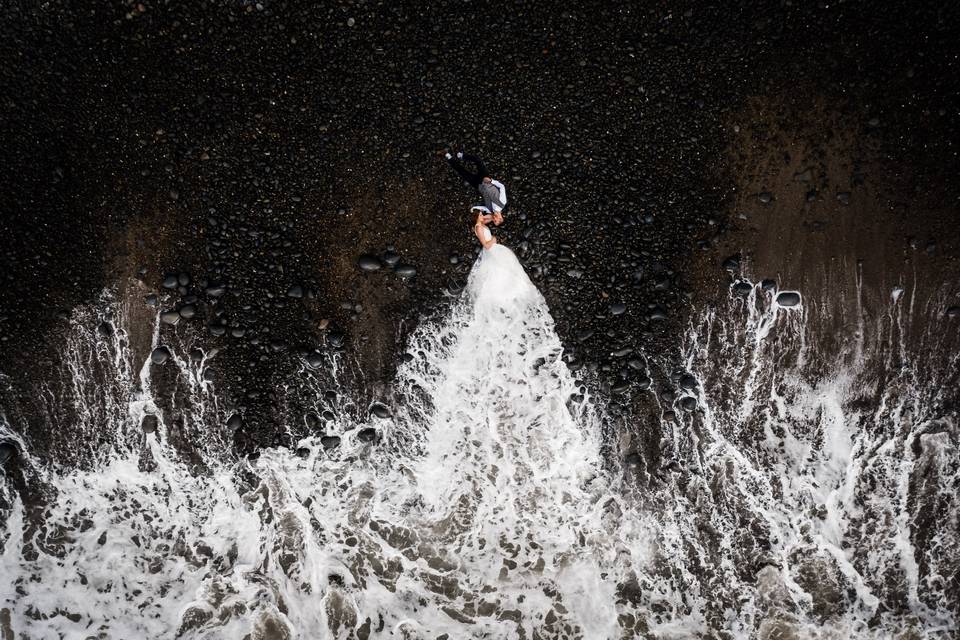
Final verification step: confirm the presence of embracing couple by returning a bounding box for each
[445,151,507,251]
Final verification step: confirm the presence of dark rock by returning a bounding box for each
[662,459,682,473]
[162,274,178,289]
[610,302,627,316]
[287,285,304,299]
[624,452,642,467]
[576,328,594,342]
[732,281,753,296]
[758,191,773,204]
[370,404,391,419]
[382,250,401,266]
[178,272,191,287]
[160,309,181,325]
[305,353,324,369]
[141,414,158,434]
[295,447,311,459]
[97,321,114,337]
[189,348,204,363]
[209,325,226,336]
[394,264,417,278]
[946,305,960,318]
[357,427,378,443]
[227,414,243,431]
[680,396,698,412]
[722,255,741,272]
[776,291,802,307]
[761,279,777,291]
[648,306,668,321]
[836,191,851,205]
[611,380,630,394]
[305,413,321,429]
[150,347,170,365]
[636,376,652,390]
[627,358,645,371]
[145,294,158,307]
[179,305,196,320]
[321,435,341,450]
[679,374,698,390]
[0,441,17,465]
[357,255,382,272]
[205,284,226,297]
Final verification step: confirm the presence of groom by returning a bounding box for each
[445,151,507,225]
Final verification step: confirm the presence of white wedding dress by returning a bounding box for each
[467,243,541,318]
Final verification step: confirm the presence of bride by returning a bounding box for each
[469,210,539,308]
[472,210,498,251]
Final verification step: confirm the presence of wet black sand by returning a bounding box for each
[1,1,959,458]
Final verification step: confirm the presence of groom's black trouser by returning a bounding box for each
[447,154,488,190]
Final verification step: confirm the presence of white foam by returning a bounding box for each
[1,251,956,638]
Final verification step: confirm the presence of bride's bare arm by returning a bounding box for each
[474,224,497,249]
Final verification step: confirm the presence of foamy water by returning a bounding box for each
[1,251,957,639]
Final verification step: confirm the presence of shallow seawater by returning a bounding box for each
[1,252,957,639]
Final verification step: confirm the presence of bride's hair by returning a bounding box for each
[471,209,484,227]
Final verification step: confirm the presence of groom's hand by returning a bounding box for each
[493,212,504,226]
